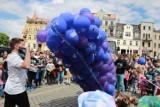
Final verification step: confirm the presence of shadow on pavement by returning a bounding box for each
[39,96,79,107]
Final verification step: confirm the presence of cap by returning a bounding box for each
[78,90,116,107]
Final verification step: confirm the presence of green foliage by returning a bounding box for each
[0,32,10,46]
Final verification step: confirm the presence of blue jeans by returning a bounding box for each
[116,74,125,92]
[57,71,64,84]
[0,85,3,96]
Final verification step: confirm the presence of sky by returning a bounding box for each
[0,0,160,38]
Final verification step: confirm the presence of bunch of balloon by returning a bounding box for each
[36,8,116,96]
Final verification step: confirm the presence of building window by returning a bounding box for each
[143,33,145,38]
[111,21,113,26]
[135,33,139,38]
[148,42,150,47]
[33,44,36,49]
[136,41,138,46]
[34,35,36,40]
[154,43,156,48]
[130,41,132,45]
[148,34,150,39]
[123,40,126,45]
[159,44,160,48]
[105,29,107,33]
[143,26,145,30]
[105,21,108,26]
[149,26,151,30]
[28,28,31,31]
[125,32,131,37]
[155,35,156,39]
[117,40,120,45]
[142,42,144,47]
[28,35,31,39]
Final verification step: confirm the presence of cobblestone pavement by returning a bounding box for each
[0,83,83,107]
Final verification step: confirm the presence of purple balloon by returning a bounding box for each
[106,73,113,82]
[108,76,117,84]
[104,81,109,90]
[98,75,107,86]
[82,13,95,24]
[93,61,104,71]
[99,64,110,75]
[107,54,114,65]
[77,35,88,49]
[102,41,109,51]
[36,30,47,43]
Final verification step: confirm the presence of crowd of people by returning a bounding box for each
[114,54,160,96]
[0,49,73,98]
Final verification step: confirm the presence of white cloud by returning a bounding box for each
[0,0,160,38]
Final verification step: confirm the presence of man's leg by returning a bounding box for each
[116,74,120,91]
[119,74,125,92]
[14,91,30,107]
[4,92,16,107]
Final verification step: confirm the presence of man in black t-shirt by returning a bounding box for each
[115,55,127,92]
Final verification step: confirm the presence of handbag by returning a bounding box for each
[29,66,37,73]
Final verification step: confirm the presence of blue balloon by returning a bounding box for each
[107,48,111,53]
[95,47,104,61]
[100,64,110,75]
[93,61,104,71]
[46,23,51,30]
[62,56,72,67]
[96,30,107,45]
[46,32,62,52]
[81,66,92,75]
[138,57,146,65]
[61,42,75,57]
[65,29,79,45]
[101,41,109,51]
[104,84,115,95]
[73,15,90,33]
[103,52,110,62]
[51,17,67,33]
[59,12,74,28]
[77,71,90,79]
[85,53,95,65]
[87,25,99,40]
[85,76,97,86]
[79,8,91,15]
[73,61,85,70]
[85,42,96,55]
[94,18,101,28]
[70,52,83,62]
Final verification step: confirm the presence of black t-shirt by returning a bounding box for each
[115,59,127,74]
[31,57,38,66]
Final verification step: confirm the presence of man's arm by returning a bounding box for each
[21,48,30,69]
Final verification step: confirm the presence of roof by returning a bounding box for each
[26,12,50,23]
[92,10,116,19]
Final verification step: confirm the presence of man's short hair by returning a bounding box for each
[10,38,23,50]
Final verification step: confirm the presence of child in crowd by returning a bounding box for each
[0,61,4,97]
[129,69,138,94]
[66,68,72,85]
[46,58,55,85]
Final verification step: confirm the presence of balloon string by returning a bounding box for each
[52,27,103,90]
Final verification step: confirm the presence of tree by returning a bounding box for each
[0,32,10,46]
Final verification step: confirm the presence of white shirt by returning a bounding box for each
[4,52,27,95]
